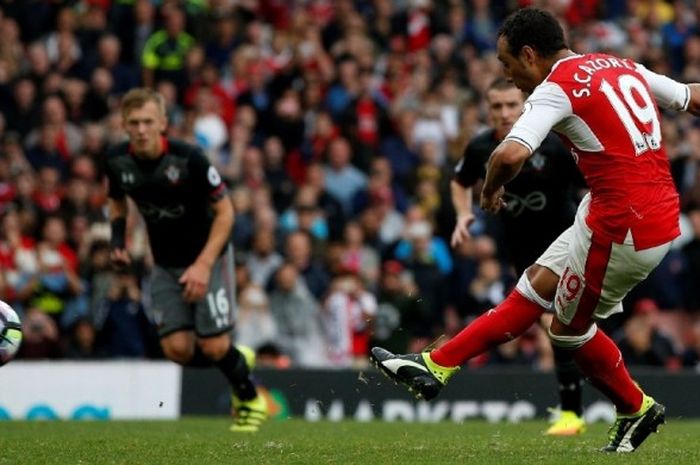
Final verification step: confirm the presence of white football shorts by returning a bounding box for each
[535,193,671,329]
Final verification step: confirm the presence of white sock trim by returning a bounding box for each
[548,323,598,349]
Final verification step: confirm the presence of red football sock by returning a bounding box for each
[572,328,643,414]
[431,290,545,367]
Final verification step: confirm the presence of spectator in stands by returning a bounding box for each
[30,215,86,329]
[24,41,52,92]
[280,186,329,242]
[141,6,194,91]
[303,162,346,241]
[25,125,69,179]
[236,62,274,136]
[235,284,278,352]
[682,209,700,311]
[95,33,138,96]
[262,136,295,212]
[17,307,62,359]
[325,55,360,120]
[284,230,329,300]
[93,265,153,358]
[364,185,405,249]
[353,156,409,215]
[341,221,380,291]
[323,137,368,216]
[64,317,96,359]
[394,209,453,275]
[615,299,680,369]
[82,68,113,122]
[5,78,40,138]
[26,95,83,158]
[0,16,24,82]
[322,270,377,367]
[379,110,421,188]
[340,65,390,171]
[371,260,432,354]
[245,228,283,288]
[0,207,38,313]
[204,13,240,71]
[32,166,63,215]
[681,319,700,370]
[465,257,508,316]
[269,263,327,367]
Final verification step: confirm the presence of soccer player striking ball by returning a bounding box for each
[451,77,587,436]
[105,88,266,432]
[372,8,700,452]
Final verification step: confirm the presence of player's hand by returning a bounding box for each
[179,260,211,303]
[451,213,475,248]
[110,248,131,270]
[480,186,507,214]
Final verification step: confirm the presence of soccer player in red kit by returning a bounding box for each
[371,8,700,453]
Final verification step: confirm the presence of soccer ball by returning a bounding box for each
[0,300,22,366]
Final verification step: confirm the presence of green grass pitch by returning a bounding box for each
[1,418,699,465]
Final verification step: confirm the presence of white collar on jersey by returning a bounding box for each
[543,53,584,83]
[549,53,584,74]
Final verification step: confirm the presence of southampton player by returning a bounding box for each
[451,77,587,436]
[105,89,266,432]
[372,8,700,452]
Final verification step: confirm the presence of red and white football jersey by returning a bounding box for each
[506,53,689,250]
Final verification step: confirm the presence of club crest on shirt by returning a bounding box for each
[207,166,222,186]
[164,165,181,184]
[529,152,545,170]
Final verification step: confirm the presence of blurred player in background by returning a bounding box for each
[451,77,587,435]
[373,7,700,452]
[105,88,266,433]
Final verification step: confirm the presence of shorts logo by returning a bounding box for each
[121,172,135,184]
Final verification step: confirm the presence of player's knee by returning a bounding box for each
[548,322,597,349]
[160,330,196,364]
[516,269,553,309]
[197,335,230,360]
[161,341,195,364]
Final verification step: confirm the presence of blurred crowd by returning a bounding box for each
[1,0,700,372]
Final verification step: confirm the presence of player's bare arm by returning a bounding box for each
[108,197,131,268]
[450,180,475,247]
[686,84,700,115]
[480,140,530,213]
[179,195,234,302]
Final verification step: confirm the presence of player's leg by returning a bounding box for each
[513,235,586,436]
[547,222,670,452]
[195,248,267,432]
[151,265,213,366]
[540,313,586,435]
[197,333,257,399]
[371,263,558,399]
[431,264,557,366]
[550,317,665,452]
[196,332,266,432]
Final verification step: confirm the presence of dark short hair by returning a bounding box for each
[498,8,567,58]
